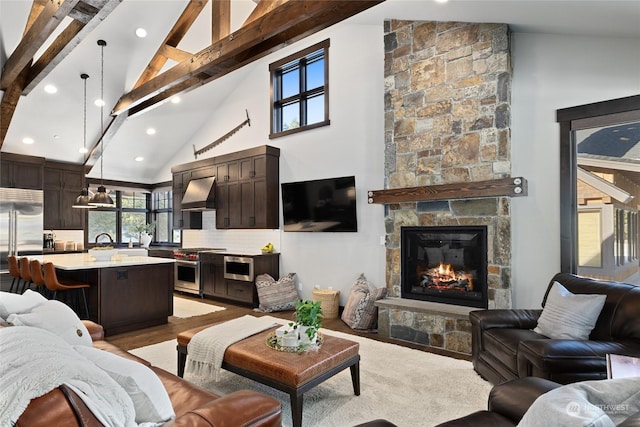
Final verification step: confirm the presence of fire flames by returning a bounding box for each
[420,263,473,291]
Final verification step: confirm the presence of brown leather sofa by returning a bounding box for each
[435,377,640,427]
[15,321,282,427]
[471,272,640,385]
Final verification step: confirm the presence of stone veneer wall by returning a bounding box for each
[378,20,512,354]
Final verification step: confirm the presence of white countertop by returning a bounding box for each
[40,253,175,270]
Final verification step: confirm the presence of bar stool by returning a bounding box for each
[7,255,22,293]
[29,259,48,297]
[42,262,90,319]
[18,257,32,293]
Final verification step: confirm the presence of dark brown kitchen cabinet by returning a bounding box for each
[1,153,44,189]
[171,164,214,230]
[201,255,226,298]
[43,162,86,230]
[215,147,279,229]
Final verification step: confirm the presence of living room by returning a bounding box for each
[1,1,640,426]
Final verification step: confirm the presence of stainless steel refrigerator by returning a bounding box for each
[0,187,44,274]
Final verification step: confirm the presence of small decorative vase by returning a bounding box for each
[140,233,152,248]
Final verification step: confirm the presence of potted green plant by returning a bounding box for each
[292,299,323,345]
[132,221,156,248]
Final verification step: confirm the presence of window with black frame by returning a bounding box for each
[269,39,329,138]
[152,189,179,244]
[88,189,150,246]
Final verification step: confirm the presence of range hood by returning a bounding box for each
[181,176,216,211]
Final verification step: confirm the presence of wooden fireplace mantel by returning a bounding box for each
[367,176,527,204]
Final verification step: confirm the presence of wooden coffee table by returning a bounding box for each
[177,324,360,427]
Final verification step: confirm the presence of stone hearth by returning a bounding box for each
[378,20,512,355]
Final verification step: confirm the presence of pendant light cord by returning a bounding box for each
[99,39,106,186]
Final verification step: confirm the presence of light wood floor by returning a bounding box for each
[106,293,470,361]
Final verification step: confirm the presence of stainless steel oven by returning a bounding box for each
[174,258,200,295]
[224,256,254,282]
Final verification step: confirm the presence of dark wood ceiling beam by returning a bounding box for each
[0,0,48,148]
[132,0,208,89]
[0,0,81,90]
[243,0,288,26]
[23,0,122,95]
[114,0,384,117]
[160,45,193,63]
[212,0,230,42]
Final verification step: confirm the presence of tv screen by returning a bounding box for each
[281,176,357,232]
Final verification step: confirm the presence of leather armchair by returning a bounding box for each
[436,377,640,427]
[471,273,640,385]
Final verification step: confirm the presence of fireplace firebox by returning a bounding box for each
[401,226,488,308]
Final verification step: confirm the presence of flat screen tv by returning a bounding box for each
[281,176,357,232]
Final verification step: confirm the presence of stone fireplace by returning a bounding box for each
[375,20,513,355]
[401,225,488,308]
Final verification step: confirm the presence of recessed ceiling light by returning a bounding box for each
[135,28,147,38]
[44,84,57,94]
[171,96,181,104]
[23,137,34,145]
[435,0,448,3]
[146,128,156,135]
[135,156,144,162]
[95,99,105,107]
[79,147,89,153]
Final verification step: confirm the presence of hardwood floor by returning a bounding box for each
[106,293,470,361]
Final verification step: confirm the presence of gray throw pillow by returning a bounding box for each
[254,273,299,312]
[341,273,387,330]
[533,281,606,340]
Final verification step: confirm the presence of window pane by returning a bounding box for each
[122,191,146,209]
[122,212,147,243]
[306,57,324,91]
[282,102,300,131]
[157,212,169,242]
[281,68,300,99]
[307,94,324,125]
[88,211,117,244]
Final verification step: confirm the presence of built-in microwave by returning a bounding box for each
[223,256,254,282]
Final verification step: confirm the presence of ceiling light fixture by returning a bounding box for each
[135,156,144,162]
[171,96,181,104]
[44,84,57,94]
[135,28,147,38]
[89,40,114,207]
[146,128,156,135]
[73,73,96,209]
[22,137,34,145]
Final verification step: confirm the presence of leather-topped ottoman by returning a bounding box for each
[177,323,361,427]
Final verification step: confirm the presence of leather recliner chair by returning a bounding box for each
[470,272,640,385]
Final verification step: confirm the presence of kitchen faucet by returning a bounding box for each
[95,233,114,244]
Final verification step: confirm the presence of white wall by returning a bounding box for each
[158,23,387,304]
[511,33,640,308]
[158,22,640,308]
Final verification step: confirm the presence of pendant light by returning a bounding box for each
[73,73,96,209]
[89,39,114,207]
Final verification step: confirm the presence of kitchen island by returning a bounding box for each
[43,253,175,336]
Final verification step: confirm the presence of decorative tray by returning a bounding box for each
[265,331,323,353]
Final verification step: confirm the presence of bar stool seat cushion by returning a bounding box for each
[0,289,47,319]
[7,300,92,346]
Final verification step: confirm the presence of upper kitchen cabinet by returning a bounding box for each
[1,153,44,189]
[171,160,215,229]
[215,146,279,229]
[43,161,86,230]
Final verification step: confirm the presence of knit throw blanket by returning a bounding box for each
[185,315,277,381]
[0,326,136,427]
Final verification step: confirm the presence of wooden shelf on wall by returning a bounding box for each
[367,177,527,204]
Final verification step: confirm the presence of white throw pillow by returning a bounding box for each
[7,300,92,346]
[73,345,175,424]
[0,289,47,318]
[533,282,606,340]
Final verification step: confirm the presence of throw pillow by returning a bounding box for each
[0,289,47,319]
[7,300,92,346]
[255,273,300,312]
[341,273,387,330]
[74,345,175,424]
[533,281,606,340]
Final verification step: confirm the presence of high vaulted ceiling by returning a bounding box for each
[1,0,639,184]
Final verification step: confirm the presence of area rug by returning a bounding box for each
[171,296,226,318]
[131,317,492,427]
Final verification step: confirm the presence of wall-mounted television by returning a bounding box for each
[281,176,357,232]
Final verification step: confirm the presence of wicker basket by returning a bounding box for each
[312,288,340,319]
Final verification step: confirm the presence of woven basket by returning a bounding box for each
[312,289,340,319]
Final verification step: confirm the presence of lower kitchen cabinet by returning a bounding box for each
[201,258,226,298]
[226,279,255,304]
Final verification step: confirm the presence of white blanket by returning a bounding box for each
[186,315,277,381]
[0,326,136,427]
[518,376,640,427]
